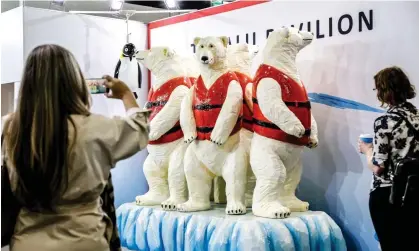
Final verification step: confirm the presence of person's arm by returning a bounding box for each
[101,75,150,165]
[363,116,390,175]
[121,92,139,112]
[104,109,150,166]
[364,148,385,175]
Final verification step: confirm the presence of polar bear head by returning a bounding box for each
[263,27,314,60]
[180,55,201,78]
[135,46,176,72]
[193,36,229,68]
[226,43,251,73]
[248,44,259,61]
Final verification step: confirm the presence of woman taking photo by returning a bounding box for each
[2,44,150,251]
[358,66,419,251]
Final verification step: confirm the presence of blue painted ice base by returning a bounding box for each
[117,203,347,251]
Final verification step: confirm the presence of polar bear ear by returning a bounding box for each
[193,37,201,46]
[278,26,290,38]
[219,36,229,48]
[163,48,174,58]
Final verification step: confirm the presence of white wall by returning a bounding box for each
[1,7,24,84]
[149,2,419,250]
[1,7,150,207]
[1,83,15,116]
[23,7,149,111]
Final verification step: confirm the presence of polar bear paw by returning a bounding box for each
[280,197,310,212]
[148,130,161,141]
[161,197,187,211]
[184,135,196,143]
[306,136,318,149]
[226,201,247,215]
[252,201,291,219]
[286,122,305,138]
[210,138,223,146]
[135,193,168,206]
[177,200,211,212]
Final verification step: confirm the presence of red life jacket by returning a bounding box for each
[233,71,254,132]
[146,77,194,145]
[252,64,311,146]
[193,72,243,141]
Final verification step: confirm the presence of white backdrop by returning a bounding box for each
[1,6,150,208]
[149,1,419,250]
[1,7,24,84]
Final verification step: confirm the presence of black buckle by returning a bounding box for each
[193,104,223,111]
[196,127,214,133]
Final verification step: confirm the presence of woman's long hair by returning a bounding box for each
[5,44,91,211]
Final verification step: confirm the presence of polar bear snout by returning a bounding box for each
[299,30,314,49]
[199,53,214,65]
[135,50,148,62]
[194,36,228,66]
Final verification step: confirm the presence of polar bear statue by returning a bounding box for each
[212,44,259,206]
[251,27,319,219]
[180,55,201,79]
[226,43,258,207]
[134,47,196,209]
[177,36,247,214]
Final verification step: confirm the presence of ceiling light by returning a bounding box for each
[165,0,177,9]
[110,0,124,11]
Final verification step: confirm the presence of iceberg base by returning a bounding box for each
[117,203,347,251]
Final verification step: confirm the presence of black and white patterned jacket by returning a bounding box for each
[371,102,419,191]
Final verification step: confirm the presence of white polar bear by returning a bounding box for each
[226,43,258,207]
[134,47,196,210]
[179,55,201,79]
[177,36,247,214]
[212,44,259,206]
[251,27,319,219]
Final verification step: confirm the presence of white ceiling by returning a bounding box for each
[1,0,176,23]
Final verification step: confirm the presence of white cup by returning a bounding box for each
[359,134,373,144]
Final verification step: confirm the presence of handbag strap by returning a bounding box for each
[388,111,419,140]
[386,111,419,175]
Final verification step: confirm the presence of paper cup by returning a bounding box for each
[359,134,373,144]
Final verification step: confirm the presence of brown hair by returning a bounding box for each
[4,44,91,211]
[374,66,415,107]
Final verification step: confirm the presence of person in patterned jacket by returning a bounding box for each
[358,66,419,251]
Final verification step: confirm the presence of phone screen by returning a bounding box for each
[86,79,107,94]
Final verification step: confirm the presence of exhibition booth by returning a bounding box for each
[2,1,419,251]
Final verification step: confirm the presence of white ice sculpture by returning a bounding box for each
[250,27,319,219]
[177,36,247,214]
[134,47,196,209]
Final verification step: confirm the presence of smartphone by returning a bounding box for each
[86,78,108,94]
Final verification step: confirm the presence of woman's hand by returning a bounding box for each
[358,139,373,155]
[102,75,139,111]
[102,75,132,100]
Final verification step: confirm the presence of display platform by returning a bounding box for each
[116,203,347,251]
